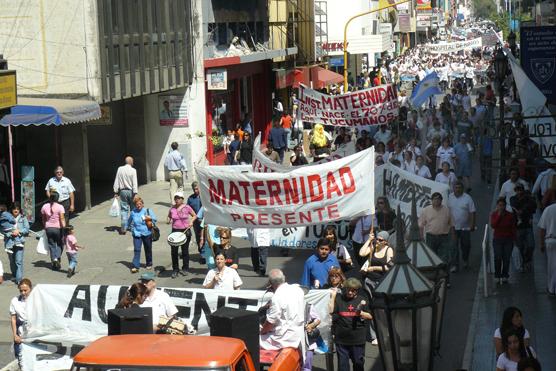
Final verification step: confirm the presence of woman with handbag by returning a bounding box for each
[40,192,66,271]
[127,196,157,274]
[167,191,197,278]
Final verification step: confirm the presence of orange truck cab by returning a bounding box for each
[71,334,301,371]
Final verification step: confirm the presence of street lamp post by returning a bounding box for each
[371,206,437,371]
[507,31,518,101]
[405,192,449,351]
[494,48,508,182]
[343,0,411,92]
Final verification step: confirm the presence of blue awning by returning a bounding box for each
[0,97,101,127]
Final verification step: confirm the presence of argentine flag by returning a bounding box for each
[409,72,442,108]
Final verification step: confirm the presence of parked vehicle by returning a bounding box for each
[71,335,301,371]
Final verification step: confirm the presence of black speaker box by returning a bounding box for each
[107,307,153,335]
[210,307,260,370]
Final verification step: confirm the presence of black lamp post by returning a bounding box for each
[508,31,517,57]
[494,47,508,183]
[371,206,437,371]
[405,192,448,352]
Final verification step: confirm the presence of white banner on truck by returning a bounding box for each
[21,284,331,371]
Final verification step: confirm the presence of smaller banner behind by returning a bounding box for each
[375,163,450,225]
[22,285,331,371]
[196,147,375,228]
[252,134,355,173]
[298,84,399,126]
[426,37,482,54]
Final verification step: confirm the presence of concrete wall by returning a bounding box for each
[0,0,101,98]
[144,0,207,182]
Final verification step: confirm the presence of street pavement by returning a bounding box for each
[0,153,551,370]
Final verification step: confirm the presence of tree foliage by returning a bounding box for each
[472,0,496,19]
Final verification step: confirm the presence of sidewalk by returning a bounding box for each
[468,214,556,369]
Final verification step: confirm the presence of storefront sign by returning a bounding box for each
[21,284,332,371]
[0,70,17,110]
[207,68,227,90]
[398,14,411,33]
[416,0,432,10]
[322,42,347,52]
[426,37,482,54]
[158,95,189,127]
[520,26,556,105]
[298,83,399,126]
[196,147,374,228]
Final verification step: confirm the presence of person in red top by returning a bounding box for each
[490,197,517,284]
[280,112,293,149]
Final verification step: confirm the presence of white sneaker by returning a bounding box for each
[371,339,379,345]
[4,248,13,254]
[450,266,457,273]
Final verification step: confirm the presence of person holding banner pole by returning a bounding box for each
[351,214,375,267]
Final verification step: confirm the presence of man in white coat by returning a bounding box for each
[260,269,305,351]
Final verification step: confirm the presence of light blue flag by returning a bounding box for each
[410,72,442,107]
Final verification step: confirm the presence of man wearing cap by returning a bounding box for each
[164,142,187,203]
[448,182,476,271]
[139,272,179,332]
[45,166,75,225]
[510,184,537,272]
[113,156,138,235]
[419,192,454,266]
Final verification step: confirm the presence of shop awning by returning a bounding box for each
[0,97,101,127]
[310,66,344,89]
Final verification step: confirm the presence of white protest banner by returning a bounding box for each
[22,284,331,371]
[196,147,375,228]
[298,83,399,127]
[426,37,482,54]
[268,220,352,249]
[252,134,355,173]
[508,50,556,163]
[376,163,449,225]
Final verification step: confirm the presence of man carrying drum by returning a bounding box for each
[167,191,197,278]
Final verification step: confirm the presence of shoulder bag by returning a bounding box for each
[146,208,160,241]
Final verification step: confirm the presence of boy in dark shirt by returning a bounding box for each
[332,278,373,371]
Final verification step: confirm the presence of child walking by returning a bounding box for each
[65,225,84,278]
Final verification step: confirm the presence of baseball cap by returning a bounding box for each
[173,191,185,199]
[140,272,156,281]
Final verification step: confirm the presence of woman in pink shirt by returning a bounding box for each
[167,191,196,278]
[40,192,66,271]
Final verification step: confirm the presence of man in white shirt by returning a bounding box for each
[45,166,76,224]
[499,168,529,208]
[113,156,138,235]
[249,228,270,276]
[260,269,305,351]
[448,182,476,271]
[539,203,556,295]
[164,142,187,203]
[140,272,178,332]
[531,165,556,200]
[373,125,392,146]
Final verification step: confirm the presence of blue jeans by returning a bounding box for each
[9,245,24,283]
[284,128,292,147]
[119,189,133,230]
[67,252,78,270]
[132,235,153,269]
[45,227,63,261]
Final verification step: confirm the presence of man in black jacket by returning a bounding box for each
[510,184,537,272]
